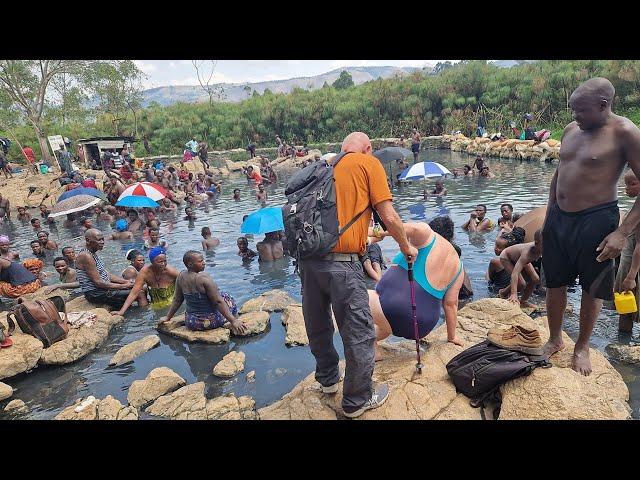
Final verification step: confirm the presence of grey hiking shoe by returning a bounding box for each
[343,383,389,418]
[320,368,345,394]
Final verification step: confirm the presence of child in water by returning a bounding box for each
[499,229,543,308]
[201,227,220,250]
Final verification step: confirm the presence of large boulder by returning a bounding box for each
[4,399,28,415]
[0,331,43,380]
[213,351,245,378]
[127,367,186,409]
[146,382,257,420]
[39,308,124,366]
[226,311,270,337]
[239,289,295,314]
[281,304,308,346]
[259,298,630,420]
[55,395,138,420]
[21,287,71,302]
[156,315,230,344]
[65,295,112,312]
[0,382,13,401]
[109,334,160,366]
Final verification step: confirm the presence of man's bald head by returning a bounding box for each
[85,228,102,241]
[571,77,615,105]
[341,132,372,155]
[569,77,615,130]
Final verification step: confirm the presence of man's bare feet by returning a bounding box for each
[520,300,538,309]
[542,338,565,357]
[572,345,592,376]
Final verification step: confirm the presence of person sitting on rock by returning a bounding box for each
[499,229,543,308]
[487,227,527,294]
[0,256,42,298]
[428,215,473,300]
[112,247,179,316]
[44,257,79,294]
[367,221,464,360]
[201,227,220,250]
[160,250,247,335]
[75,228,140,308]
[237,237,257,259]
[256,231,284,262]
[110,219,134,240]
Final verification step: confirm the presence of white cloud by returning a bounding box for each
[168,71,236,86]
[133,60,158,74]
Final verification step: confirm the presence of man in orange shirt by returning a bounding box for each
[299,131,417,418]
[244,165,263,185]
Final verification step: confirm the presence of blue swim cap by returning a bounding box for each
[115,219,128,232]
[149,246,166,262]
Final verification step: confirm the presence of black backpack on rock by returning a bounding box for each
[282,152,370,262]
[446,340,551,416]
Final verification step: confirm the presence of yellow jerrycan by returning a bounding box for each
[614,291,638,314]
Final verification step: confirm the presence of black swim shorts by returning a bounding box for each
[542,200,619,301]
[411,143,420,154]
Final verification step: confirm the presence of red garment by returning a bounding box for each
[81,179,97,188]
[120,165,133,180]
[22,147,36,163]
[249,170,263,184]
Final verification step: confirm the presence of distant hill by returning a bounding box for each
[142,65,427,106]
[490,60,536,68]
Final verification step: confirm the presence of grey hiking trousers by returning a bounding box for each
[300,258,376,413]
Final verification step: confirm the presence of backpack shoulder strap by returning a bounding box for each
[330,151,351,167]
[331,150,372,237]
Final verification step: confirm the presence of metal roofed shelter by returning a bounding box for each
[76,136,135,167]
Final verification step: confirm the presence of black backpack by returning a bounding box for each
[282,152,370,262]
[446,340,551,416]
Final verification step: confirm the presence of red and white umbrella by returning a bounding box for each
[117,182,168,202]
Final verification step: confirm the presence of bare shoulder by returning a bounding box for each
[614,114,640,138]
[562,121,578,139]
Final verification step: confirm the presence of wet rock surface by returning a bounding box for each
[0,382,13,401]
[109,335,160,366]
[281,304,308,346]
[157,314,230,344]
[127,367,187,409]
[145,381,257,420]
[226,311,270,337]
[239,289,296,314]
[55,395,138,420]
[4,399,28,415]
[213,351,245,378]
[606,343,640,365]
[0,330,43,380]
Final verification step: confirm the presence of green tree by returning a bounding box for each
[332,70,354,90]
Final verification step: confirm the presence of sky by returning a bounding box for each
[132,60,455,89]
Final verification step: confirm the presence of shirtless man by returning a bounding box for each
[62,246,76,268]
[411,127,421,163]
[233,189,241,201]
[462,204,493,232]
[498,229,543,308]
[105,176,125,205]
[479,165,495,178]
[472,156,485,173]
[201,227,220,250]
[542,77,640,376]
[126,210,143,233]
[0,193,10,221]
[256,184,267,203]
[425,180,447,198]
[237,237,257,259]
[0,235,19,261]
[256,231,284,262]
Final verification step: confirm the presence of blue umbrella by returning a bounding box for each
[58,187,108,202]
[399,161,452,181]
[115,196,159,208]
[241,207,284,234]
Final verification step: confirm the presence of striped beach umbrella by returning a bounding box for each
[117,182,168,202]
[49,195,101,218]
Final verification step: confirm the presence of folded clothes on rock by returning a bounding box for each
[62,312,98,329]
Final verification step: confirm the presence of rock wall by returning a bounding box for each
[440,134,561,162]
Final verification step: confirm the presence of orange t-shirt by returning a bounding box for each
[332,152,392,255]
